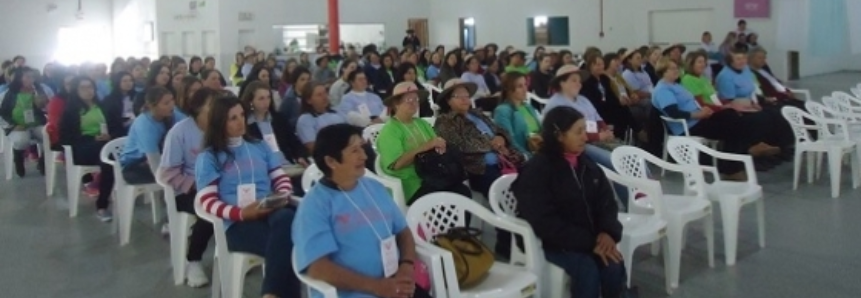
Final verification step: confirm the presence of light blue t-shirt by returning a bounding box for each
[426,65,440,80]
[715,66,756,101]
[460,72,490,95]
[622,69,653,93]
[465,112,499,165]
[160,118,204,192]
[337,91,385,118]
[173,106,188,122]
[293,176,408,298]
[120,112,171,167]
[544,93,604,123]
[296,111,347,144]
[194,140,283,228]
[96,79,111,100]
[652,81,702,136]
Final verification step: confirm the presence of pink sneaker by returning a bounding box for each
[28,147,39,161]
[83,182,100,197]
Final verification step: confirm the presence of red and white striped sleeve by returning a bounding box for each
[269,167,293,195]
[197,181,243,221]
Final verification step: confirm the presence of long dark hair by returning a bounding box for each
[108,71,135,98]
[56,72,77,99]
[7,67,36,95]
[189,56,203,74]
[241,81,277,116]
[300,82,331,115]
[146,62,169,88]
[239,62,271,96]
[203,95,253,170]
[184,87,219,119]
[60,76,101,144]
[539,106,584,156]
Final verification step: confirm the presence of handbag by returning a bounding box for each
[414,148,466,190]
[433,227,495,288]
[498,153,519,175]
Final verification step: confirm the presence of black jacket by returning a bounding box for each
[246,112,307,162]
[58,100,122,147]
[512,152,622,253]
[1,87,49,132]
[100,92,136,138]
[372,68,395,98]
[581,74,639,133]
[529,70,553,99]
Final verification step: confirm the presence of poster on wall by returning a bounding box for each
[735,0,770,18]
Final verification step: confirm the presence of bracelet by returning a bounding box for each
[398,259,414,266]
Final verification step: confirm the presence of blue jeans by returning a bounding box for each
[545,251,626,298]
[584,144,629,209]
[225,208,300,297]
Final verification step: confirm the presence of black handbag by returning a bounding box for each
[414,147,466,190]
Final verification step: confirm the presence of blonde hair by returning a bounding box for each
[683,50,708,76]
[654,57,677,78]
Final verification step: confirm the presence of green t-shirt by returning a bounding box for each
[11,93,35,126]
[80,106,107,136]
[505,65,530,75]
[376,117,437,203]
[680,74,717,104]
[518,105,540,133]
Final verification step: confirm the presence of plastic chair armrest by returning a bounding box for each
[791,89,811,101]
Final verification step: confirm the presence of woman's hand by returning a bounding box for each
[693,107,714,119]
[490,136,506,150]
[396,263,415,284]
[373,276,415,298]
[599,130,615,142]
[240,201,274,221]
[95,134,111,141]
[297,157,310,167]
[619,95,631,106]
[422,137,446,152]
[593,232,623,266]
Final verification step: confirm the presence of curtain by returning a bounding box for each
[775,0,808,51]
[807,0,849,56]
[846,0,861,54]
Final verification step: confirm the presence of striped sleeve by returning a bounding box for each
[197,181,243,221]
[269,168,293,195]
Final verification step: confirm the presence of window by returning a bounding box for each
[55,26,112,65]
[527,16,570,46]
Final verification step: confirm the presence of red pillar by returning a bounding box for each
[327,0,340,54]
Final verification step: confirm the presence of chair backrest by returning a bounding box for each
[406,192,471,243]
[421,116,436,126]
[40,125,51,154]
[659,116,692,137]
[666,137,759,186]
[781,106,818,143]
[822,95,859,122]
[832,91,861,107]
[527,92,548,105]
[611,145,706,212]
[363,124,385,149]
[99,137,127,167]
[302,163,325,193]
[850,86,861,99]
[62,145,76,166]
[488,174,518,217]
[193,190,231,288]
[598,164,665,217]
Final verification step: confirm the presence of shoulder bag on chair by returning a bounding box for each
[414,147,466,190]
[432,227,495,288]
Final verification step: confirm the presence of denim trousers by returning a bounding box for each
[544,250,626,298]
[225,208,300,297]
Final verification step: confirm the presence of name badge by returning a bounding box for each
[263,133,280,152]
[381,236,399,277]
[237,184,256,207]
[586,120,598,133]
[709,94,723,106]
[23,109,35,124]
[358,103,371,118]
[99,123,108,135]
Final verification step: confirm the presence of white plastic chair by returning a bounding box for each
[790,89,812,101]
[599,166,673,294]
[155,168,194,285]
[0,127,4,155]
[832,91,861,112]
[611,146,715,289]
[666,137,766,266]
[42,125,62,196]
[421,116,436,126]
[292,250,338,298]
[527,92,548,106]
[658,116,718,176]
[781,106,860,198]
[99,137,162,246]
[407,192,540,298]
[487,174,569,298]
[193,192,264,298]
[3,132,13,180]
[301,163,325,193]
[363,123,385,149]
[303,162,408,214]
[62,145,100,217]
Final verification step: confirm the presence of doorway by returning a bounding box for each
[408,19,429,48]
[787,51,800,81]
[459,17,476,51]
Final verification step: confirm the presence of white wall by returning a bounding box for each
[0,0,113,68]
[112,0,158,59]
[427,0,861,80]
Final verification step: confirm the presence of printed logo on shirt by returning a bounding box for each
[334,209,392,234]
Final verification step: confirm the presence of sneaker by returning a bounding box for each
[161,223,170,238]
[83,183,100,197]
[185,262,209,287]
[96,209,113,222]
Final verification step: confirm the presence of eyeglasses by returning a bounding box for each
[401,95,419,102]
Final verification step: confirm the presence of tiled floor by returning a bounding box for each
[1,72,860,298]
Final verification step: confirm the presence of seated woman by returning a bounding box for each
[293,123,425,298]
[100,71,139,138]
[715,48,794,152]
[434,78,525,197]
[159,87,218,287]
[329,59,358,107]
[120,86,182,186]
[194,96,300,298]
[296,82,376,170]
[201,69,230,96]
[512,106,625,298]
[279,66,311,128]
[580,55,640,139]
[59,76,119,222]
[133,62,171,115]
[460,55,498,112]
[242,81,309,195]
[653,57,780,180]
[393,62,432,117]
[493,72,541,156]
[748,48,806,107]
[337,71,386,126]
[604,53,647,143]
[46,72,76,151]
[372,55,396,98]
[377,82,472,204]
[681,51,724,110]
[0,67,50,176]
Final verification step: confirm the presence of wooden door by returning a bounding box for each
[408,18,429,48]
